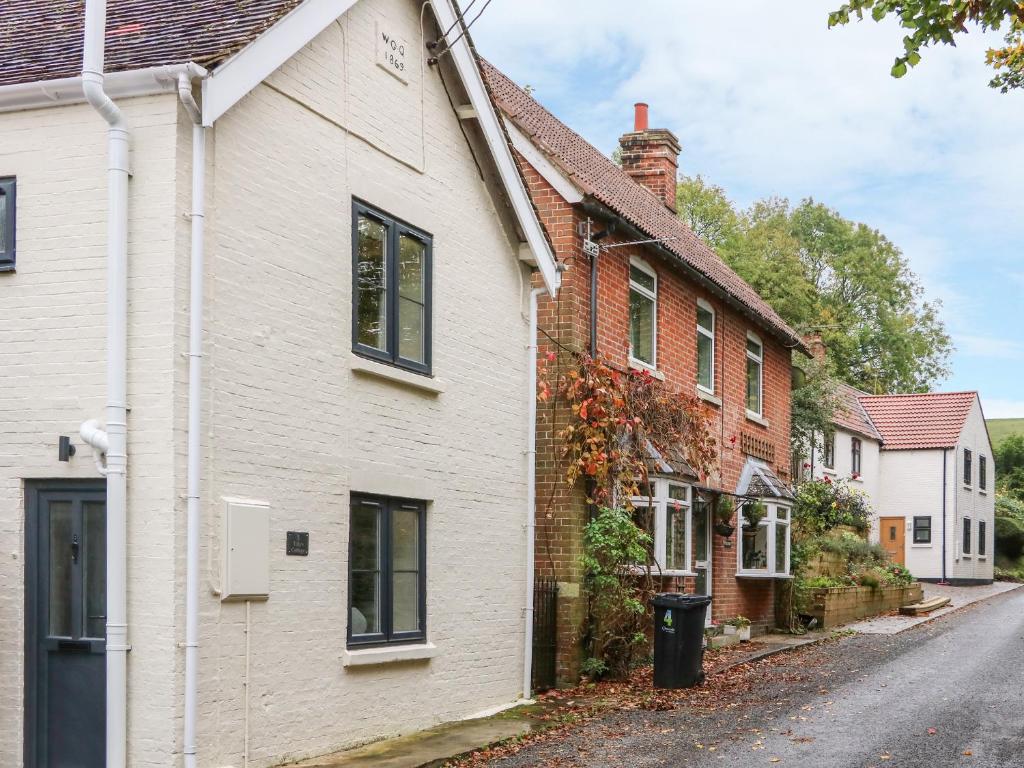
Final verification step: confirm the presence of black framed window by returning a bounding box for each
[851,437,862,475]
[962,517,972,555]
[913,516,931,544]
[0,177,15,271]
[979,455,987,490]
[979,520,987,556]
[822,431,835,469]
[348,493,426,647]
[963,448,972,486]
[352,201,432,374]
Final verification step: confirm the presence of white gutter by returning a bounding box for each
[81,2,129,766]
[0,64,202,114]
[176,71,207,768]
[523,286,547,699]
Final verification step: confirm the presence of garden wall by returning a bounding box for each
[808,583,923,628]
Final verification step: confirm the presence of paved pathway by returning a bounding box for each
[846,581,1020,634]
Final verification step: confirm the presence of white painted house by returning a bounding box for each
[0,1,559,766]
[810,386,995,585]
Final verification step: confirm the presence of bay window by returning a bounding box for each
[630,479,692,575]
[737,502,790,577]
[745,333,763,416]
[696,299,715,393]
[629,258,657,368]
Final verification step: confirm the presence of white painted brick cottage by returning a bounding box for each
[0,1,558,766]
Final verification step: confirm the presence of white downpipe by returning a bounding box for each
[82,2,129,766]
[524,287,547,699]
[177,72,207,768]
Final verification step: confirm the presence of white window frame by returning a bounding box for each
[696,298,715,394]
[745,331,764,418]
[628,257,658,370]
[630,479,693,576]
[736,501,791,578]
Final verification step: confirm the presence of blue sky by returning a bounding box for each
[472,1,1024,417]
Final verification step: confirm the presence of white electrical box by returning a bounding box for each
[221,498,270,600]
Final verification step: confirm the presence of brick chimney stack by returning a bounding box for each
[618,102,681,213]
[804,333,827,364]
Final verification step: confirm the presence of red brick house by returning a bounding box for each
[482,63,808,684]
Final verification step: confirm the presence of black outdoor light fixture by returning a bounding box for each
[58,435,76,462]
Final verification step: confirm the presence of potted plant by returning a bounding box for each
[728,615,752,642]
[713,495,736,537]
[742,500,767,530]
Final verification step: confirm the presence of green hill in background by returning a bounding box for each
[988,418,1024,447]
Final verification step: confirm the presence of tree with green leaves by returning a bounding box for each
[828,0,1024,91]
[678,175,952,395]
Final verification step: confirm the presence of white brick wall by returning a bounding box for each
[2,2,534,764]
[877,449,950,579]
[179,0,533,765]
[0,96,181,766]
[951,398,995,582]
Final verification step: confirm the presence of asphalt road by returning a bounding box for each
[490,587,1024,767]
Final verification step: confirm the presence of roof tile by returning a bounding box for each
[834,382,883,442]
[479,59,803,348]
[858,391,977,450]
[0,0,304,87]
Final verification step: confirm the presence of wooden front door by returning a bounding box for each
[880,516,905,567]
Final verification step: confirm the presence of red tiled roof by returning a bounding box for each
[479,59,804,349]
[858,391,977,450]
[834,383,882,442]
[0,0,304,87]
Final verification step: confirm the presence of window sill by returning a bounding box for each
[628,358,665,381]
[821,468,836,475]
[735,571,792,580]
[342,642,438,667]
[980,490,988,496]
[963,485,973,491]
[911,543,933,548]
[351,356,445,395]
[697,388,721,407]
[978,555,988,560]
[745,411,769,428]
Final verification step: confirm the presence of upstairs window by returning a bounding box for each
[352,201,432,375]
[745,333,763,416]
[822,431,835,469]
[963,448,972,487]
[979,455,987,491]
[696,299,715,393]
[851,438,862,476]
[0,177,15,271]
[348,493,426,647]
[628,259,657,368]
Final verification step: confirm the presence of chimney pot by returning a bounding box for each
[633,102,649,132]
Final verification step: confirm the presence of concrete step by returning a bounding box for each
[900,595,951,616]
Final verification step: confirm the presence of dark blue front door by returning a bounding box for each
[25,482,106,768]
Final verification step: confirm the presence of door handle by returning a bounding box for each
[71,534,79,564]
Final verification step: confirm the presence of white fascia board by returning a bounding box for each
[0,63,206,114]
[431,0,560,296]
[201,0,359,126]
[506,121,583,205]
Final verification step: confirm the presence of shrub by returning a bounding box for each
[995,514,1024,560]
[818,531,889,564]
[794,478,873,535]
[581,507,653,680]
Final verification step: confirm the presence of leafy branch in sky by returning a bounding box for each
[827,1,1024,90]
